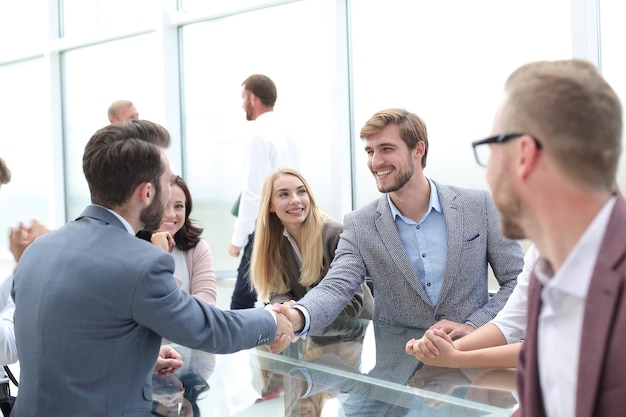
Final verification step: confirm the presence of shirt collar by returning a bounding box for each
[534,195,617,298]
[100,205,136,235]
[387,178,442,224]
[255,110,273,121]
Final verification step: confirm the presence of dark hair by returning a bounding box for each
[83,120,170,207]
[137,176,204,251]
[242,74,277,107]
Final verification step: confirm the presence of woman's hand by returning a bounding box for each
[151,232,175,253]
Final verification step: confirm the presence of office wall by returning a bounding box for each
[0,0,624,277]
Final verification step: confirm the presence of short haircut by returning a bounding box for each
[108,99,134,121]
[0,157,10,186]
[242,74,277,107]
[83,120,171,208]
[360,108,429,168]
[502,59,622,191]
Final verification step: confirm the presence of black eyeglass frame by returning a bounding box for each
[471,133,542,167]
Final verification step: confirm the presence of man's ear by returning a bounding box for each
[412,141,426,163]
[137,182,153,206]
[518,135,541,182]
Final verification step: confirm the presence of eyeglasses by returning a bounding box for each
[471,133,542,167]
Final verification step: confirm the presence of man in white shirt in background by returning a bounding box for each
[228,74,301,309]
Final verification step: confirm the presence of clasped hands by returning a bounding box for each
[265,300,305,354]
[405,319,474,367]
[10,219,50,263]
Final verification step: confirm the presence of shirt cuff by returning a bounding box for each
[292,305,311,336]
[264,305,278,325]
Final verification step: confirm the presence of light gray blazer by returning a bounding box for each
[11,205,276,417]
[298,180,523,333]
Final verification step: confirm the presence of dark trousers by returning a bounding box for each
[230,233,258,309]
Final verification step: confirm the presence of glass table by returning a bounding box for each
[152,318,518,416]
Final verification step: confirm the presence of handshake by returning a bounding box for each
[264,301,306,354]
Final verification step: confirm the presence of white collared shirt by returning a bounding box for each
[490,243,539,343]
[535,196,616,417]
[102,206,135,234]
[230,111,301,247]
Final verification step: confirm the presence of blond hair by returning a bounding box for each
[502,59,622,191]
[250,168,327,302]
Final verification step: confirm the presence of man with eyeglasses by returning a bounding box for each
[478,59,625,417]
[278,108,524,341]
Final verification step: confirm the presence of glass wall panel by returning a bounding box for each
[350,0,572,207]
[181,1,342,274]
[62,33,165,221]
[179,0,292,14]
[0,59,52,264]
[0,0,47,58]
[62,0,156,38]
[600,0,626,192]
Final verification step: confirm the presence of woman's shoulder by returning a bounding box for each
[185,238,211,258]
[322,217,343,241]
[323,217,342,232]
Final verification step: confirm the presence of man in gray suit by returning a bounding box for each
[11,120,293,416]
[281,108,523,338]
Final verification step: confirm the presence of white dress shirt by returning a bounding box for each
[0,274,17,365]
[535,196,615,417]
[230,111,301,247]
[490,243,539,343]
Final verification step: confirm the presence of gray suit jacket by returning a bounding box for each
[11,205,276,417]
[298,180,523,332]
[514,194,626,417]
[271,218,374,319]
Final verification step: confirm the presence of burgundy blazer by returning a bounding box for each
[514,194,626,417]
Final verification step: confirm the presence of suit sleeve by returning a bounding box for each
[465,191,523,327]
[132,252,276,353]
[297,214,367,333]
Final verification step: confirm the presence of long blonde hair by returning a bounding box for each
[251,168,327,302]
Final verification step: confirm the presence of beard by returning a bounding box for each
[375,154,414,193]
[140,188,166,231]
[492,179,527,240]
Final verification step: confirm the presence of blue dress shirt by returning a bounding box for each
[388,179,447,306]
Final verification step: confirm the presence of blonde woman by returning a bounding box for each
[251,168,373,318]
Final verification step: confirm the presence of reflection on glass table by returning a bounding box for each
[152,318,517,416]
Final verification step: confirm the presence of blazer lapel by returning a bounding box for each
[433,182,463,304]
[576,196,626,417]
[374,195,431,303]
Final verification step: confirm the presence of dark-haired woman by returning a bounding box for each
[138,176,216,305]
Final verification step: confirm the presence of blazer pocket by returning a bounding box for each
[142,384,152,400]
[463,232,481,242]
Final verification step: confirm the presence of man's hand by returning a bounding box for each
[151,232,175,253]
[10,219,50,263]
[265,305,295,353]
[227,243,241,257]
[429,319,475,340]
[278,301,305,333]
[155,345,184,376]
